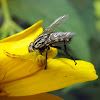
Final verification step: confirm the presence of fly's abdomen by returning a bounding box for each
[48,32,75,44]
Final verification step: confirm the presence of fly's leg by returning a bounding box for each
[63,41,77,65]
[45,46,50,70]
[50,43,77,65]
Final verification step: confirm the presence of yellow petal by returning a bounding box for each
[0,20,57,84]
[0,58,98,96]
[0,93,63,100]
[0,20,43,55]
[0,20,43,83]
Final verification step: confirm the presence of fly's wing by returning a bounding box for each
[43,14,69,34]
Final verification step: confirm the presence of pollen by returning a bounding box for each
[35,55,46,68]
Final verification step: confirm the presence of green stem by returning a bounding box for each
[0,0,23,40]
[1,0,11,21]
[12,21,23,31]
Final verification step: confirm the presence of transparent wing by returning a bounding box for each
[43,14,69,34]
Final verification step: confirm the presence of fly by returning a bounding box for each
[29,14,77,69]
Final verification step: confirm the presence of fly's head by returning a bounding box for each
[28,42,34,52]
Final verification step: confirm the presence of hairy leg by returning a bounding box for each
[45,46,50,69]
[50,43,77,65]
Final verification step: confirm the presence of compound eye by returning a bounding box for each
[28,42,34,52]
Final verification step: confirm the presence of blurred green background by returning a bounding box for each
[0,0,100,100]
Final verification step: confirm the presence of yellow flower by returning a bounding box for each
[0,20,98,99]
[0,93,63,100]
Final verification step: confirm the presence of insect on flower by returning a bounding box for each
[29,14,77,69]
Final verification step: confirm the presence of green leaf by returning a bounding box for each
[8,0,91,61]
[69,0,95,38]
[62,83,86,94]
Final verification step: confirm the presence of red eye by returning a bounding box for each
[28,47,31,52]
[28,42,34,52]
